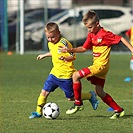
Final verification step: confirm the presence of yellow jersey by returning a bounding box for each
[48,37,76,79]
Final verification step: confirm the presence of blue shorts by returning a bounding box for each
[43,74,74,98]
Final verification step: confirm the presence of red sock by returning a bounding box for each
[102,93,122,112]
[73,82,82,105]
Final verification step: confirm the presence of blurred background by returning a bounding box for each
[0,0,133,54]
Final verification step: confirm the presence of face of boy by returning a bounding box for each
[85,21,100,34]
[45,31,60,44]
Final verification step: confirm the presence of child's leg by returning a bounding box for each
[36,90,49,114]
[95,85,122,112]
[73,81,82,105]
[101,93,123,112]
[72,81,99,109]
[82,91,99,110]
[81,92,92,100]
[73,68,92,105]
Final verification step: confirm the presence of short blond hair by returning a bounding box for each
[44,22,59,33]
[82,10,99,24]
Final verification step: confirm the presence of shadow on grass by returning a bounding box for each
[57,114,133,120]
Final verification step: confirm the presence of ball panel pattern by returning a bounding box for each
[42,102,60,119]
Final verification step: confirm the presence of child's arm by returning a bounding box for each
[121,37,133,53]
[59,55,76,62]
[58,46,87,53]
[37,52,52,60]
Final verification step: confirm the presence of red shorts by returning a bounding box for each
[78,67,105,88]
[87,76,105,88]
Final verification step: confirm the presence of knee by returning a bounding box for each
[41,90,49,97]
[72,71,80,81]
[72,72,77,78]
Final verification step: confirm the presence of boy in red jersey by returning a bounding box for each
[59,10,133,119]
[29,22,99,119]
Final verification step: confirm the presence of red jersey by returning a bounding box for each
[83,28,121,66]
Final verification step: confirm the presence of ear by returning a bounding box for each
[96,22,100,27]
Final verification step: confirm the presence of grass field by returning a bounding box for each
[0,52,133,133]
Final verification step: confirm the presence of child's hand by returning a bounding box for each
[58,56,67,62]
[58,46,68,53]
[37,55,45,60]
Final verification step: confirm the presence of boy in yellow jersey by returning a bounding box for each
[59,10,133,119]
[29,22,99,119]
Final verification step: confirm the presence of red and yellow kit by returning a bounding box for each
[83,28,121,79]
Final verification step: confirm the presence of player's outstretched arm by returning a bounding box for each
[121,37,133,54]
[59,46,87,53]
[37,52,52,60]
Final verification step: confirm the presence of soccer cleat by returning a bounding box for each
[89,91,99,110]
[110,108,125,119]
[29,112,42,119]
[66,103,84,115]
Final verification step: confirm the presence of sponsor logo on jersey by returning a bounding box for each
[93,52,101,57]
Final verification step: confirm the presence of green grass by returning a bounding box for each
[0,52,133,133]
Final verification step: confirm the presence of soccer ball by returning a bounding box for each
[42,102,60,119]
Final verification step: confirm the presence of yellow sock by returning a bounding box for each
[36,94,47,115]
[81,92,92,101]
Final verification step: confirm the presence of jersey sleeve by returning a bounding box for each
[60,37,75,57]
[104,31,121,46]
[67,42,76,57]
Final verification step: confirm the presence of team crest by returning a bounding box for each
[97,38,102,43]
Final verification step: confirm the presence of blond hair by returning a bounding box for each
[82,10,99,24]
[44,22,59,33]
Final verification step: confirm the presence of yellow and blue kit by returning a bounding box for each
[43,37,76,98]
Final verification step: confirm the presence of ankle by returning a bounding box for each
[74,100,83,106]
